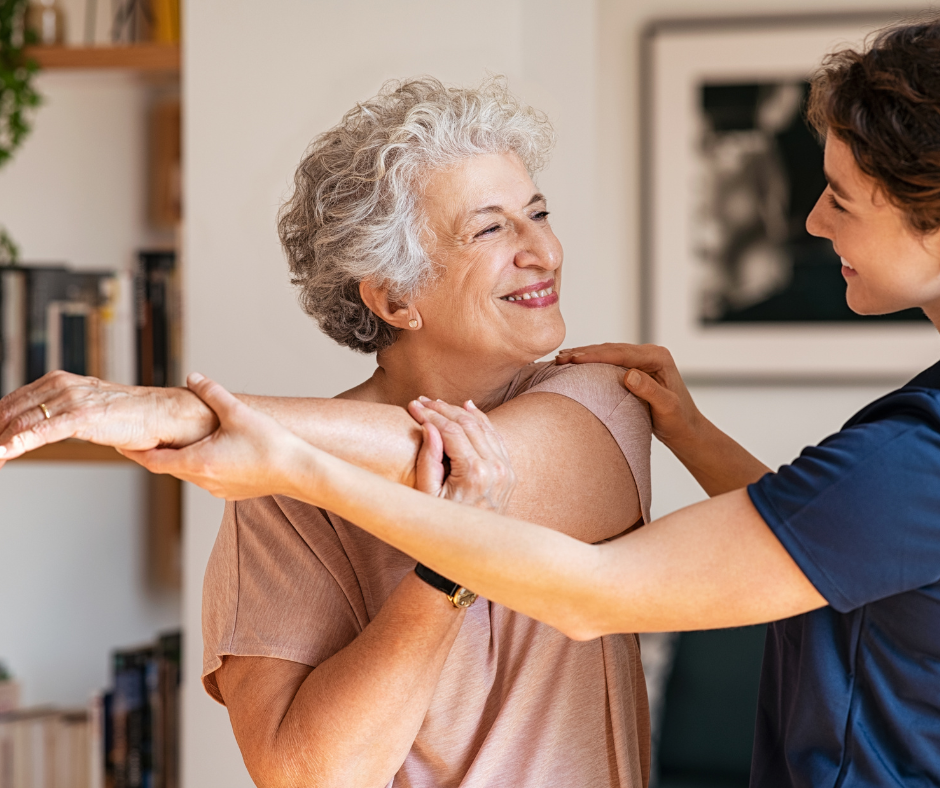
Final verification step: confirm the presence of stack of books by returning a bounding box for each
[0,707,91,788]
[0,251,180,397]
[104,632,182,788]
[0,631,181,788]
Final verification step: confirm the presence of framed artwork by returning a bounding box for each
[642,13,939,382]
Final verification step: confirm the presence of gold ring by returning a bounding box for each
[39,403,51,420]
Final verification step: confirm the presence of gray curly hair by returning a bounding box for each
[277,76,556,354]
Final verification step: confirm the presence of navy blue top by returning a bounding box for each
[748,359,940,788]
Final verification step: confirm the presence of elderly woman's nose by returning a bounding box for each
[513,229,560,270]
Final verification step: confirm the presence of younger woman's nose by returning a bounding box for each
[806,192,832,239]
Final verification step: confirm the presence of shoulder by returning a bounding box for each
[515,361,647,418]
[847,381,940,432]
[509,361,653,522]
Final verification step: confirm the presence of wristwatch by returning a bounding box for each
[414,563,478,609]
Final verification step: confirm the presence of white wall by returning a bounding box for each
[182,1,932,785]
[0,463,180,707]
[0,73,180,707]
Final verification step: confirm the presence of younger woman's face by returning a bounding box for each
[806,135,940,325]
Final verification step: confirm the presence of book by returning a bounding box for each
[0,265,149,394]
[0,268,26,397]
[136,252,179,388]
[0,706,89,788]
[106,631,180,788]
[23,267,112,384]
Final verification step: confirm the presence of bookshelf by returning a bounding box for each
[25,44,181,74]
[17,440,133,463]
[0,33,185,788]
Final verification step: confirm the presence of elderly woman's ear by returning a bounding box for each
[359,280,423,330]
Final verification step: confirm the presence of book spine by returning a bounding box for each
[45,302,63,374]
[87,695,105,788]
[105,272,135,386]
[0,270,26,396]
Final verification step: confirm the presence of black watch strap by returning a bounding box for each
[414,563,461,597]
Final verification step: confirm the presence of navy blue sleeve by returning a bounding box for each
[748,412,940,613]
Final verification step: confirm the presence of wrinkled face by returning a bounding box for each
[806,136,940,322]
[414,152,565,365]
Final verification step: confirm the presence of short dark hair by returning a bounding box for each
[807,17,940,233]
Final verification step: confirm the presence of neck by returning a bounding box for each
[362,334,528,411]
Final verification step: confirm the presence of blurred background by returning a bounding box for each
[0,1,931,787]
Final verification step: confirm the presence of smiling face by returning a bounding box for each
[806,135,940,324]
[412,152,565,367]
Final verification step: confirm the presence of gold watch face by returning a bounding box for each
[451,587,478,608]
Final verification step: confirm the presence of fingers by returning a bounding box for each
[0,370,85,449]
[556,342,673,373]
[621,367,679,415]
[415,423,445,496]
[410,401,483,470]
[412,398,499,463]
[0,397,81,459]
[186,373,244,422]
[121,446,180,476]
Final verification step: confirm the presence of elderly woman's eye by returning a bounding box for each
[532,210,550,221]
[476,224,501,238]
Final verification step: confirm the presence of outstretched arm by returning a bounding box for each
[557,343,771,495]
[131,375,825,638]
[0,367,640,544]
[0,372,422,484]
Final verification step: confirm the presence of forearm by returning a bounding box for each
[165,388,421,485]
[286,448,821,640]
[665,417,772,496]
[239,395,421,486]
[288,447,600,639]
[226,572,464,788]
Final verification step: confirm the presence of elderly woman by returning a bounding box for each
[0,79,652,787]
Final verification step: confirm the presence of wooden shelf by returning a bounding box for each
[16,440,134,463]
[25,44,180,74]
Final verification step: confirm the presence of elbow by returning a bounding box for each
[554,606,606,642]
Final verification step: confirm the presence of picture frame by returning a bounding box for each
[641,12,940,382]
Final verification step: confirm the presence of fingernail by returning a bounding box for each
[626,370,641,388]
[412,399,425,408]
[0,446,6,457]
[466,399,477,410]
[188,372,205,385]
[418,396,431,402]
[436,399,444,403]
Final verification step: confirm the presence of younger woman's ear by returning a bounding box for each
[359,281,422,330]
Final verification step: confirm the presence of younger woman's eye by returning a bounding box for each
[828,193,847,213]
[532,210,550,221]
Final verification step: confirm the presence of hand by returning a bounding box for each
[122,373,308,501]
[408,398,516,514]
[0,371,218,466]
[556,342,706,451]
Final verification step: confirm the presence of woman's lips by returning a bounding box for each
[841,256,858,277]
[500,280,558,308]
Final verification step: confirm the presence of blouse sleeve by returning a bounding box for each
[201,496,367,704]
[519,362,653,522]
